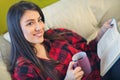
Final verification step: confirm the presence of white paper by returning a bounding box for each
[97,19,120,76]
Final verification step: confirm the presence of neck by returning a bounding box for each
[34,43,49,60]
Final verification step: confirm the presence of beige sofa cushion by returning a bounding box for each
[0,36,11,65]
[42,0,98,39]
[0,61,11,80]
[0,36,11,80]
[89,0,120,24]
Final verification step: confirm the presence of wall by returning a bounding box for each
[0,0,18,34]
[0,0,59,34]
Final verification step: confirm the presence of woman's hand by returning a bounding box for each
[64,61,84,80]
[96,19,113,41]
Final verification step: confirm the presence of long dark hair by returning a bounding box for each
[7,1,60,80]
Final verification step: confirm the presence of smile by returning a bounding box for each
[34,33,43,37]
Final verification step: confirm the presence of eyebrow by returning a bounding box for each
[25,16,41,22]
[25,19,34,22]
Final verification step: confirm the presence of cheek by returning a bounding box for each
[42,23,45,28]
[22,28,33,39]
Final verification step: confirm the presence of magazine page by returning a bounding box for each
[97,19,120,76]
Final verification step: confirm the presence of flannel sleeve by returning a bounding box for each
[12,59,42,80]
[46,28,97,52]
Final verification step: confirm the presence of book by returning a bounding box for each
[97,19,120,76]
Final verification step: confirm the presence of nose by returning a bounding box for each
[36,26,40,31]
[35,24,41,31]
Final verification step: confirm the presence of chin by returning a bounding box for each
[29,37,44,44]
[36,37,44,44]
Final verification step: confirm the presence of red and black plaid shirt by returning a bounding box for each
[12,28,100,80]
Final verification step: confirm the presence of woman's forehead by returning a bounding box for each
[21,10,41,21]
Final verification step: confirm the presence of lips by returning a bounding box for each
[34,32,43,37]
[35,33,42,37]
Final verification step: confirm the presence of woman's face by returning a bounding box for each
[20,10,45,44]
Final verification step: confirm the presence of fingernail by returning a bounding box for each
[110,24,114,26]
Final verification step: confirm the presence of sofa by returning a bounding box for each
[0,0,120,80]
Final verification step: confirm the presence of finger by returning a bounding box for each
[73,67,84,80]
[74,66,82,73]
[104,19,112,24]
[76,71,84,80]
[107,19,113,24]
[103,19,113,28]
[68,61,76,70]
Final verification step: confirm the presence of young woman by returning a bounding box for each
[7,1,112,80]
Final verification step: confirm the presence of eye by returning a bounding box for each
[38,18,42,23]
[26,22,33,26]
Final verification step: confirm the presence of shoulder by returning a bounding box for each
[15,57,35,73]
[45,28,83,38]
[45,28,74,34]
[12,57,40,79]
[45,28,82,40]
[15,57,33,68]
[15,57,40,75]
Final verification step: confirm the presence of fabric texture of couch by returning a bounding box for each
[0,0,120,80]
[0,36,11,80]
